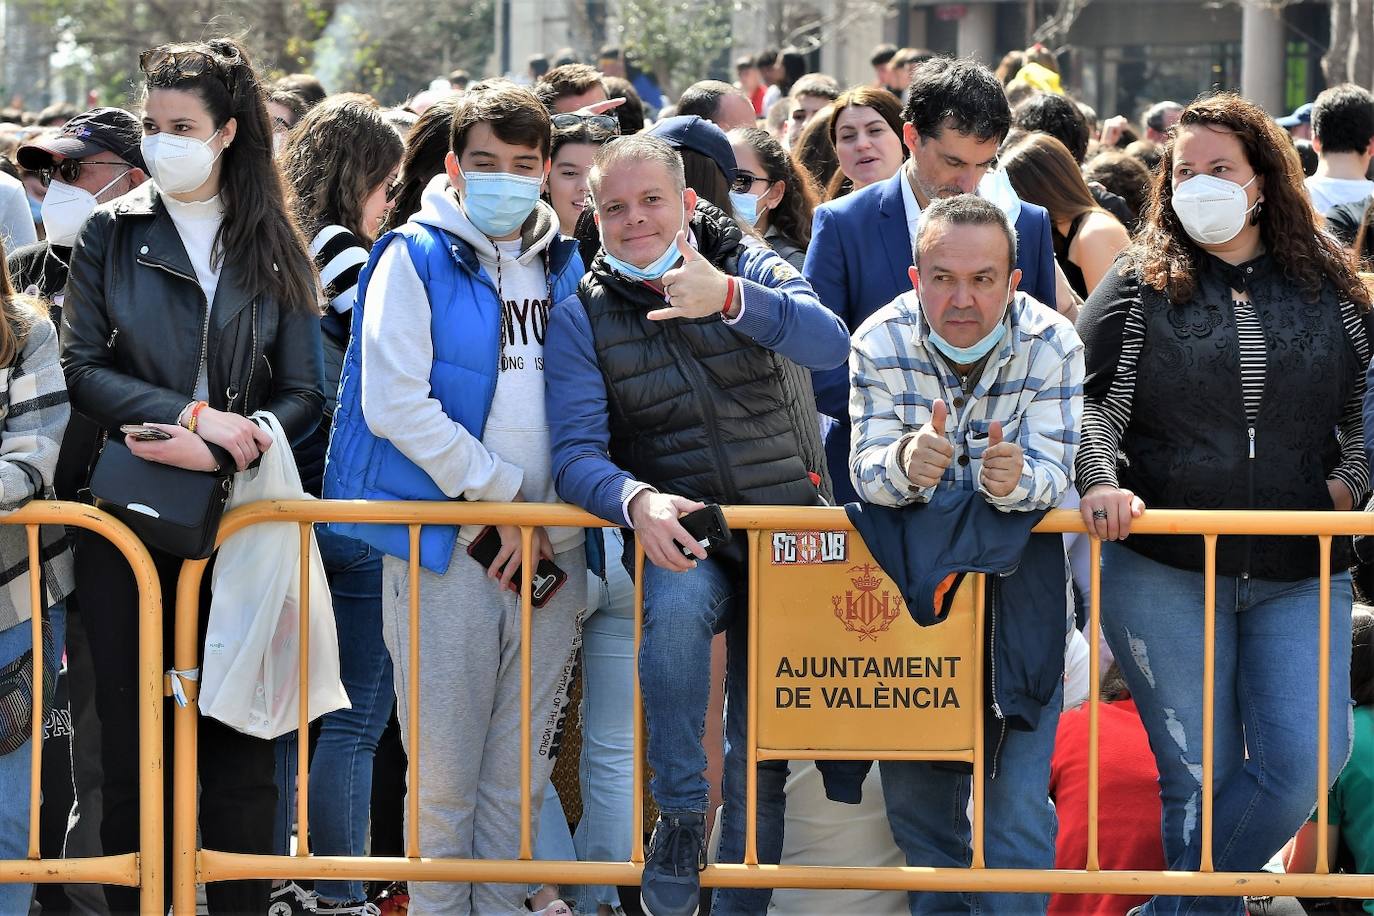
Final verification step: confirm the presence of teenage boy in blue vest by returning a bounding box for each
[324,86,588,916]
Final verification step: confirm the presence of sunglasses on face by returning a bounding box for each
[730,171,772,194]
[550,112,621,135]
[39,159,129,188]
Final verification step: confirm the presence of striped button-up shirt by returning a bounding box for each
[849,290,1084,511]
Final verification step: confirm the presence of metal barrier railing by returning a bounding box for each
[170,500,1374,909]
[0,501,164,916]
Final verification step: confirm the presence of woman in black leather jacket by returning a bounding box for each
[59,38,321,914]
[1075,93,1371,916]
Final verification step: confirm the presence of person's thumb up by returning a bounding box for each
[675,230,699,262]
[988,420,1003,448]
[930,398,948,436]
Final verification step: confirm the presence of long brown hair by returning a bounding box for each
[281,95,403,244]
[1125,92,1370,308]
[141,38,317,312]
[793,105,839,199]
[730,127,819,248]
[383,96,462,231]
[1001,132,1101,226]
[825,87,906,200]
[0,235,46,369]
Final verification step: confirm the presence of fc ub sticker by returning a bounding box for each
[771,530,848,565]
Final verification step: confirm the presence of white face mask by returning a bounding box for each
[141,130,224,195]
[1171,173,1258,246]
[40,171,128,248]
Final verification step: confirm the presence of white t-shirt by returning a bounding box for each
[1306,175,1374,214]
[162,192,225,401]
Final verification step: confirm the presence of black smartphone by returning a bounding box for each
[677,504,730,559]
[119,424,173,442]
[466,525,568,609]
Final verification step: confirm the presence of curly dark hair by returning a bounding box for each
[281,95,403,244]
[1013,91,1090,164]
[729,127,820,248]
[1124,92,1370,309]
[901,56,1010,144]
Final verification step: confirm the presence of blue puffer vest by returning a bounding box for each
[323,220,584,574]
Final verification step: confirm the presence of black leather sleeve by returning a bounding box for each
[260,297,325,448]
[60,212,191,430]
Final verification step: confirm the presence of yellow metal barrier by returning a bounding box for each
[0,501,164,916]
[172,501,1374,908]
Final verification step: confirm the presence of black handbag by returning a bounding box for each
[88,437,233,560]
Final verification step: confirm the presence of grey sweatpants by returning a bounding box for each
[381,542,587,916]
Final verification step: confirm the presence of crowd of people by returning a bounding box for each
[0,32,1367,916]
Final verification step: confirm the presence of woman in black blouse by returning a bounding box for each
[1075,93,1371,916]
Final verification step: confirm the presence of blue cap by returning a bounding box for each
[646,115,737,185]
[1277,102,1313,128]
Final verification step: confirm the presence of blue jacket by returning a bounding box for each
[803,169,1059,503]
[816,490,1068,804]
[323,221,585,574]
[546,237,849,526]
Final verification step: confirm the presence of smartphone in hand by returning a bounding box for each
[676,504,730,559]
[466,526,568,609]
[120,424,173,442]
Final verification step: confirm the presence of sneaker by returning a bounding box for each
[640,812,706,916]
[315,899,381,916]
[267,881,317,916]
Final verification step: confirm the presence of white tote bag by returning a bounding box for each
[198,412,350,739]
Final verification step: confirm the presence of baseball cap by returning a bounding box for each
[1277,102,1313,129]
[646,115,737,185]
[17,107,146,173]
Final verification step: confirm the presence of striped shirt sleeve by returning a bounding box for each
[1075,269,1145,494]
[310,225,369,314]
[1330,300,1371,506]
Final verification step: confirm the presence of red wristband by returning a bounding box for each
[721,277,736,316]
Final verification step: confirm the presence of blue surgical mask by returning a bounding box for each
[603,210,688,282]
[730,189,762,227]
[923,286,1013,365]
[460,169,544,238]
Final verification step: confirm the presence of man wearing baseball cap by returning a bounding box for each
[1278,101,1314,140]
[9,107,147,309]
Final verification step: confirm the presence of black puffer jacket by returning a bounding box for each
[60,183,324,483]
[578,201,831,506]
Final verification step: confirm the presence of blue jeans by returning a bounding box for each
[273,527,390,903]
[639,547,787,916]
[575,541,637,912]
[0,601,66,916]
[1100,543,1353,916]
[880,679,1063,916]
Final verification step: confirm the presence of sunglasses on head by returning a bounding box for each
[139,46,239,89]
[551,112,621,135]
[38,158,129,188]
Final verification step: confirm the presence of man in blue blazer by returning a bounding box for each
[805,56,1059,503]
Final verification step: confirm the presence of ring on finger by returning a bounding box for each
[1091,507,1110,521]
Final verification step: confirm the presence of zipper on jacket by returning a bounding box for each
[105,327,119,349]
[660,328,742,503]
[986,574,1008,778]
[1242,425,1255,579]
[139,257,212,399]
[237,299,259,410]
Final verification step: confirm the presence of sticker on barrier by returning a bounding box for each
[756,530,979,753]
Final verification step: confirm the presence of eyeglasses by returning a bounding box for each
[139,46,239,88]
[384,178,404,203]
[550,112,621,135]
[730,171,771,194]
[38,159,129,188]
